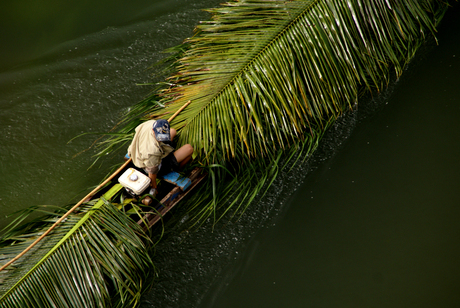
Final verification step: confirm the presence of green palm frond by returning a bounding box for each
[97,0,449,224]
[0,185,154,307]
[161,0,446,162]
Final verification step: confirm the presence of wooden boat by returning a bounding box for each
[94,158,207,230]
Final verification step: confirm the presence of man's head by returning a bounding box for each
[152,119,171,142]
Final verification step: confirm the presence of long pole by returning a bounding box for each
[0,100,191,271]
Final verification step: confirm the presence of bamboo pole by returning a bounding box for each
[167,100,191,123]
[0,100,191,271]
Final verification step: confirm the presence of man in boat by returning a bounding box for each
[127,119,193,195]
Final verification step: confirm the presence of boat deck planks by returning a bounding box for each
[137,167,206,230]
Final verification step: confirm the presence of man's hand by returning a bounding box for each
[148,188,157,198]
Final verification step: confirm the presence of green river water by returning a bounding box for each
[0,1,459,307]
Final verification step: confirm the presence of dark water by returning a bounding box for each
[0,1,459,308]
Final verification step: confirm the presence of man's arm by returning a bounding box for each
[148,172,157,188]
[144,164,159,191]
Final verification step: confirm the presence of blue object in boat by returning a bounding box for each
[160,171,191,191]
